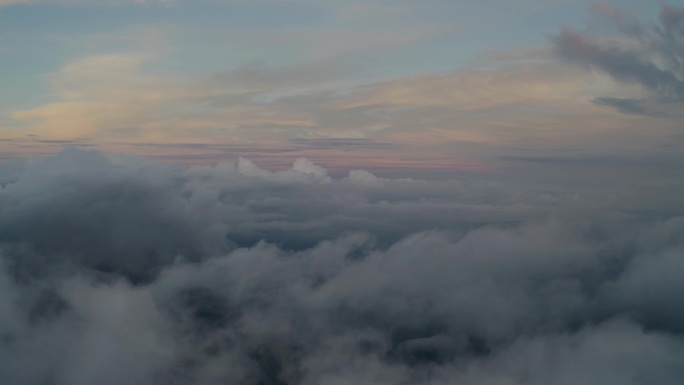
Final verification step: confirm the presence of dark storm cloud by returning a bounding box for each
[1,149,684,384]
[553,3,684,115]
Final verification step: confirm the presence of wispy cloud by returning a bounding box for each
[2,2,682,175]
[553,3,684,116]
[1,37,675,171]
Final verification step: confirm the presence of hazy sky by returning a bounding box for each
[1,0,682,177]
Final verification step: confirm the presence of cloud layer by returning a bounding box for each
[1,149,684,384]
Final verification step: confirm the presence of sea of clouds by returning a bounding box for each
[1,148,684,384]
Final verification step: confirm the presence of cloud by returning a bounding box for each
[6,18,681,173]
[661,4,684,33]
[0,148,684,384]
[593,97,660,117]
[554,27,682,97]
[553,3,684,116]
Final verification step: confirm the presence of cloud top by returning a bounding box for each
[0,149,683,384]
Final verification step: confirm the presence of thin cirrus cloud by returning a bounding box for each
[0,45,647,170]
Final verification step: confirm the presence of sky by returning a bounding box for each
[1,0,682,178]
[2,2,684,385]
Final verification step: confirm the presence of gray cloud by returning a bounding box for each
[553,3,684,115]
[661,4,684,33]
[1,149,684,384]
[593,96,661,116]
